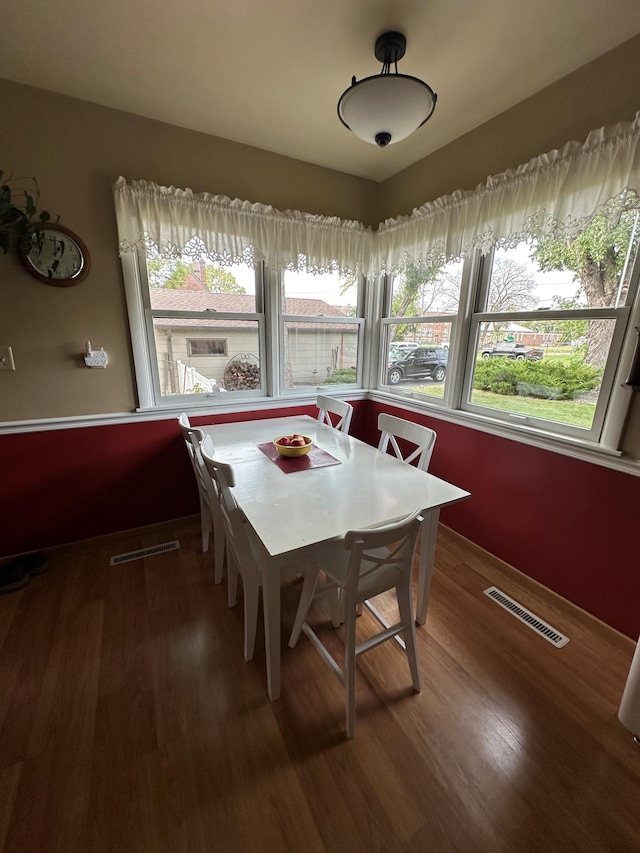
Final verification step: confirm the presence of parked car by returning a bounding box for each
[387,347,448,384]
[480,342,544,361]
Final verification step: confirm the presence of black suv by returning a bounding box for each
[387,347,448,385]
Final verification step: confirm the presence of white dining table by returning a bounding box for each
[200,414,470,700]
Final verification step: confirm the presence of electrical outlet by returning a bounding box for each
[0,346,15,371]
[84,349,108,368]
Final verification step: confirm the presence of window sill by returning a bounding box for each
[0,390,368,434]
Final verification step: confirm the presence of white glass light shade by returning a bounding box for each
[338,74,436,146]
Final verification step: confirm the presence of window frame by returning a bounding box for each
[379,314,456,406]
[119,250,365,410]
[459,305,630,442]
[376,242,640,451]
[122,249,267,408]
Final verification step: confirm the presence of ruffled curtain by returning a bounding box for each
[114,111,640,278]
[112,177,372,277]
[374,111,640,275]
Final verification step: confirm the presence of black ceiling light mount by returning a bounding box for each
[337,31,437,148]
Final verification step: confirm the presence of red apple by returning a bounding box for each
[291,438,305,446]
[278,436,291,446]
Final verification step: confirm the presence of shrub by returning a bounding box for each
[322,368,357,385]
[473,357,601,400]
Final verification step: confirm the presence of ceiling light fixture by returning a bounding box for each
[337,31,437,148]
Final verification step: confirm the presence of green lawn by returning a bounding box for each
[468,389,596,427]
[407,383,596,428]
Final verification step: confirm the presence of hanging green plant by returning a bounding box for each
[0,170,57,254]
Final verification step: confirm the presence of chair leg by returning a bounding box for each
[228,556,239,608]
[199,497,211,552]
[213,523,225,585]
[396,579,422,693]
[344,603,358,739]
[328,585,341,628]
[243,578,260,662]
[289,569,319,647]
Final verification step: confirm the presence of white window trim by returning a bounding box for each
[119,247,367,409]
[460,306,631,444]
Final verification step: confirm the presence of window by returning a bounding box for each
[140,251,264,403]
[280,270,364,391]
[115,109,640,451]
[459,223,640,441]
[114,177,370,410]
[379,220,640,445]
[380,258,462,402]
[373,113,640,453]
[187,339,227,357]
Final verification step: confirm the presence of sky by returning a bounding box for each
[499,244,582,307]
[230,265,356,306]
[215,248,582,310]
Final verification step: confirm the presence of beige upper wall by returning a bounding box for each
[1,34,639,454]
[0,80,378,421]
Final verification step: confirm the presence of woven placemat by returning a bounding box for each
[257,442,341,474]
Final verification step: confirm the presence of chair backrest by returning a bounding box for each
[377,413,437,472]
[316,395,354,433]
[178,412,209,501]
[343,510,423,600]
[200,435,254,572]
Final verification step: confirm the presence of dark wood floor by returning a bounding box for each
[0,517,638,853]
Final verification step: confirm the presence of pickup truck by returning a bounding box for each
[480,342,544,361]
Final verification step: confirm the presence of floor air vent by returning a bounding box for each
[109,540,180,566]
[483,586,569,647]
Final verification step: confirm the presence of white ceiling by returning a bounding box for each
[3,0,640,182]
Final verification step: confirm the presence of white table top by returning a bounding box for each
[201,415,470,558]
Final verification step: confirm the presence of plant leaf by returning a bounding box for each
[24,193,36,217]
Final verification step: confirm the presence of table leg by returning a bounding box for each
[416,508,440,626]
[261,555,281,701]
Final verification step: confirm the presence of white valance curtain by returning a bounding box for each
[114,111,640,279]
[375,111,640,275]
[112,177,372,277]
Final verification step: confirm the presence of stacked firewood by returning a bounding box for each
[223,358,261,390]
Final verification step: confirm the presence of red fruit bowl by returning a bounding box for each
[274,435,313,457]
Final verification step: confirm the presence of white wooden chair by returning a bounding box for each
[200,435,313,662]
[316,395,354,433]
[377,412,437,472]
[178,413,224,584]
[289,510,423,738]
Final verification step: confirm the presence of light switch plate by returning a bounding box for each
[0,346,15,370]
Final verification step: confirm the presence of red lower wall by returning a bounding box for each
[366,401,640,639]
[0,400,368,557]
[1,397,637,638]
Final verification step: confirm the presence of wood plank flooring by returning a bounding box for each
[0,518,638,853]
